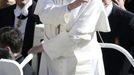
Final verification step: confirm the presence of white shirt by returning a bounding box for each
[14,0,33,40]
[14,18,27,40]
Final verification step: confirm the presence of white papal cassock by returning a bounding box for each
[34,0,111,75]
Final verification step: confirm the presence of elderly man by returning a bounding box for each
[28,0,111,75]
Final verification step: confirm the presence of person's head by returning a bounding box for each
[0,27,23,55]
[16,0,29,8]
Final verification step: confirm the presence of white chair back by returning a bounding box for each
[0,53,33,75]
[0,59,23,75]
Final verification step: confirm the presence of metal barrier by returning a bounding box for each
[100,43,134,67]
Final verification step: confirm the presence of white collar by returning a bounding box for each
[14,0,33,17]
[105,2,113,16]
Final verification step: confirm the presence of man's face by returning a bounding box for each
[16,0,29,8]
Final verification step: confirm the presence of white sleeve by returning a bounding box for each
[69,0,111,35]
[42,31,76,60]
[95,1,111,32]
[34,0,71,25]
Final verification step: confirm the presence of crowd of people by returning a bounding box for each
[0,0,134,75]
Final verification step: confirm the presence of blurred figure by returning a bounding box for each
[0,0,41,57]
[0,0,16,9]
[97,0,134,75]
[0,27,34,75]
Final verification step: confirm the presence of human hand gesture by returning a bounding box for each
[28,44,44,54]
[68,0,89,11]
[113,0,126,10]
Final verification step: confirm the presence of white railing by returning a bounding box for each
[20,53,34,68]
[100,43,134,67]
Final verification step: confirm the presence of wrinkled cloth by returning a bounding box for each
[34,0,111,75]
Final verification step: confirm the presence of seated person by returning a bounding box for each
[0,27,34,75]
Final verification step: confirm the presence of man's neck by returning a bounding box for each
[14,53,22,59]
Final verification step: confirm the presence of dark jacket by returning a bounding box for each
[125,0,134,13]
[97,3,134,75]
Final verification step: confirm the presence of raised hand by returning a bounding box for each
[113,0,126,10]
[28,44,44,54]
[68,0,89,11]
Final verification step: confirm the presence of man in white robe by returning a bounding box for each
[29,0,111,75]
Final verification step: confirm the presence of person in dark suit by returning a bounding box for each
[98,0,134,75]
[0,27,34,75]
[0,0,41,57]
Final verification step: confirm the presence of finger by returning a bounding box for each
[28,48,35,54]
[28,49,32,54]
[114,0,120,4]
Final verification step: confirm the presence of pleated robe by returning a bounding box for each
[34,0,111,75]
